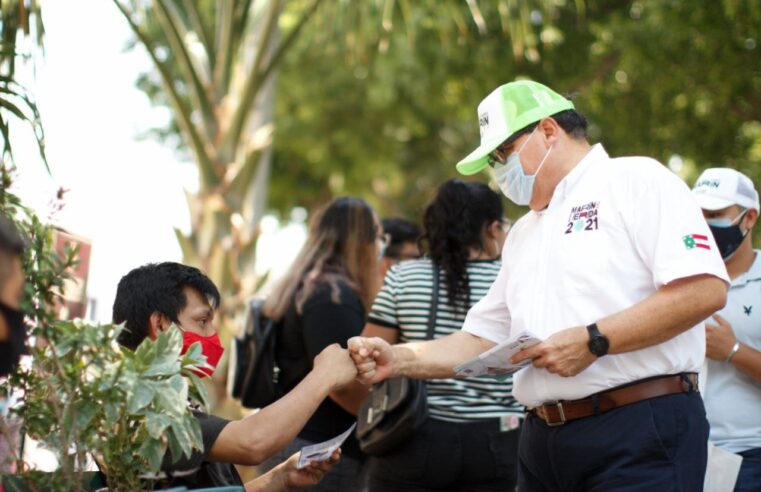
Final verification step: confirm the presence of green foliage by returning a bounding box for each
[12,323,208,491]
[1,177,208,491]
[268,0,760,225]
[0,0,47,169]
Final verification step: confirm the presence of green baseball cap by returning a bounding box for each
[456,81,575,176]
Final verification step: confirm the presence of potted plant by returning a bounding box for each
[1,184,209,491]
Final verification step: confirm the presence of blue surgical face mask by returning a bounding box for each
[493,129,553,206]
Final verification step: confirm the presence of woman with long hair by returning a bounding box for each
[259,196,383,491]
[362,179,523,491]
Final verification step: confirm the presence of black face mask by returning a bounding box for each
[708,221,749,260]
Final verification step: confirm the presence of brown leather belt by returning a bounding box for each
[529,373,698,426]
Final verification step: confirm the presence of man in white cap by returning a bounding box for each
[693,168,761,490]
[349,80,730,490]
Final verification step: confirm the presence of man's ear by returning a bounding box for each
[147,312,169,341]
[484,220,502,241]
[538,117,562,143]
[745,208,758,230]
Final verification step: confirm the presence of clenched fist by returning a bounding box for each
[347,336,395,384]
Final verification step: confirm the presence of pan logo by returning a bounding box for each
[478,113,489,136]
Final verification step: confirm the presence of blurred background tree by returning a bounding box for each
[125,0,760,227]
[114,0,575,337]
[0,0,46,169]
[273,0,761,220]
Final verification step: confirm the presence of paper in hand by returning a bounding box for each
[296,423,356,469]
[453,330,542,379]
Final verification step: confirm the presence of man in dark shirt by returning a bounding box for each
[112,262,356,490]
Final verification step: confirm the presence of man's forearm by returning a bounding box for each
[245,470,285,492]
[392,331,495,379]
[211,370,333,465]
[601,274,727,355]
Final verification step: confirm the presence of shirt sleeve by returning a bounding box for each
[620,158,730,288]
[300,282,366,360]
[162,411,230,472]
[462,246,513,344]
[367,266,400,329]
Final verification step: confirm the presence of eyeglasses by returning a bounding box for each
[488,142,512,168]
[488,126,538,168]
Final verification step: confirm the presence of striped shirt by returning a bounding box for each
[368,258,523,423]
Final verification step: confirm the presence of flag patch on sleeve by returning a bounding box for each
[682,234,711,250]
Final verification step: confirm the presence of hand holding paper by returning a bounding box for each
[454,330,542,379]
[297,423,356,469]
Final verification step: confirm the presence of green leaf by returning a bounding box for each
[128,380,156,413]
[74,400,98,430]
[138,438,164,472]
[143,329,182,377]
[104,399,120,428]
[153,377,185,416]
[166,428,184,464]
[169,419,194,460]
[187,372,210,411]
[145,412,172,439]
[187,414,204,450]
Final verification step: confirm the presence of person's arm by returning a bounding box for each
[244,450,340,492]
[208,344,356,465]
[706,313,761,383]
[349,330,496,385]
[512,273,727,376]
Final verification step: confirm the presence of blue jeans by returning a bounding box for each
[736,447,761,492]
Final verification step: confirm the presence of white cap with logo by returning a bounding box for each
[692,168,759,211]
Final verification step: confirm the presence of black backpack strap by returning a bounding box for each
[426,264,440,341]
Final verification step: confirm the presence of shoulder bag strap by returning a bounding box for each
[426,263,440,341]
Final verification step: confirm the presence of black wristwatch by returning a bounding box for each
[586,323,609,357]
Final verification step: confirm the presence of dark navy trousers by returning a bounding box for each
[518,391,708,491]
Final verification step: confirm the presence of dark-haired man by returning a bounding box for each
[0,214,26,378]
[113,262,357,490]
[349,80,729,490]
[379,217,420,279]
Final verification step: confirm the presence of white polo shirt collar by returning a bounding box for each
[730,252,761,288]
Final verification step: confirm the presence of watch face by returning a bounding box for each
[589,336,609,356]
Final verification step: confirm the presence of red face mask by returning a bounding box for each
[180,330,225,377]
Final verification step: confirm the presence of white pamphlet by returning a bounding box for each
[453,330,542,380]
[296,423,357,469]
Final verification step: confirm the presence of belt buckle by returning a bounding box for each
[535,400,566,427]
[542,401,567,427]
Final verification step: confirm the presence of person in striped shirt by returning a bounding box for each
[361,179,522,491]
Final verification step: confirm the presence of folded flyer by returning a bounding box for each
[297,423,356,469]
[453,330,542,379]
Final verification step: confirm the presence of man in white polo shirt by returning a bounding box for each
[348,80,729,490]
[693,168,761,491]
